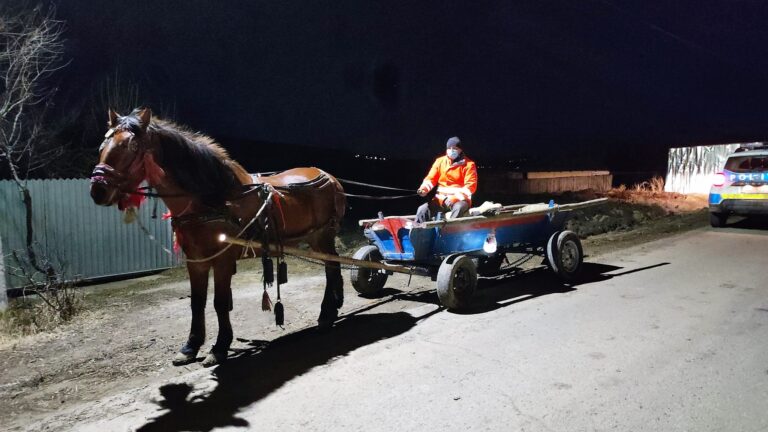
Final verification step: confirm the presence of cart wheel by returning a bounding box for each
[350,245,388,297]
[546,231,583,280]
[436,255,477,310]
[477,254,505,276]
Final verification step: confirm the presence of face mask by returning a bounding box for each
[446,148,460,160]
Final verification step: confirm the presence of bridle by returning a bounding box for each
[90,128,149,195]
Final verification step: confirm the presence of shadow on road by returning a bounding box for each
[350,260,670,316]
[721,215,768,232]
[458,261,669,314]
[138,258,668,431]
[138,310,438,432]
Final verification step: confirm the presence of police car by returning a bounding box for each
[709,143,768,227]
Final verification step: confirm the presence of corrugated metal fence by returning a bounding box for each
[665,144,743,194]
[0,179,180,291]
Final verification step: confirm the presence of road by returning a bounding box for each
[26,225,768,432]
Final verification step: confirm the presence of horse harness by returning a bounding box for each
[169,172,337,247]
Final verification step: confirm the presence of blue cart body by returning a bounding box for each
[363,204,569,263]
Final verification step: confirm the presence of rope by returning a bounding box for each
[336,178,415,192]
[337,177,419,200]
[343,192,418,200]
[248,171,415,193]
[184,192,272,263]
[132,191,273,264]
[134,214,177,257]
[286,252,360,271]
[244,173,418,200]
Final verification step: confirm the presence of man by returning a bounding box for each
[416,136,478,223]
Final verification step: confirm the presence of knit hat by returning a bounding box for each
[446,136,462,149]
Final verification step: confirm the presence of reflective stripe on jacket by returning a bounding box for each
[420,155,478,206]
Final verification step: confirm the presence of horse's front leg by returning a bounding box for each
[201,259,235,367]
[173,263,209,366]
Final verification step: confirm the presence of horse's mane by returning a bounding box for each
[118,109,250,207]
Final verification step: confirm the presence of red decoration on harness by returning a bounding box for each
[117,190,145,211]
[172,230,182,253]
[160,211,182,253]
[272,193,286,230]
[115,152,165,212]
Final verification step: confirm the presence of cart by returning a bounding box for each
[350,198,607,309]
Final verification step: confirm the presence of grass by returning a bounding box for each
[0,288,83,341]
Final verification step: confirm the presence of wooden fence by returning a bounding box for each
[479,171,613,195]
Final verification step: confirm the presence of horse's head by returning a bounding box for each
[90,108,165,209]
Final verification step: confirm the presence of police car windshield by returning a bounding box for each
[724,156,768,173]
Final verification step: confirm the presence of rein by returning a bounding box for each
[174,189,275,264]
[244,172,418,200]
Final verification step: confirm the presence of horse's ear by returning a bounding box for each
[137,107,152,132]
[108,109,119,127]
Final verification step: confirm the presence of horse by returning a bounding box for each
[90,108,346,367]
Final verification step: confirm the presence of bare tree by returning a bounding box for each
[0,3,66,273]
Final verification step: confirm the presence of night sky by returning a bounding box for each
[54,0,768,166]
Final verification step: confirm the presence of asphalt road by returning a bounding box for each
[31,224,768,432]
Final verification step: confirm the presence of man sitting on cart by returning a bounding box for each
[416,136,478,223]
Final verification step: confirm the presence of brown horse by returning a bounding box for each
[90,108,346,367]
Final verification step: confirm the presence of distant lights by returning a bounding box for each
[356,154,387,161]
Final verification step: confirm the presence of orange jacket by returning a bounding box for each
[420,155,478,205]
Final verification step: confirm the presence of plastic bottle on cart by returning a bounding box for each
[436,212,443,221]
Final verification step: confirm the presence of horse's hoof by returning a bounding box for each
[172,351,198,366]
[317,315,337,332]
[202,351,227,368]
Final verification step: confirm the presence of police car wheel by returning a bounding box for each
[709,212,728,228]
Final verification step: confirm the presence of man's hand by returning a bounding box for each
[417,186,430,197]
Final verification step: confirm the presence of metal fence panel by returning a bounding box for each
[0,179,180,289]
[665,144,744,194]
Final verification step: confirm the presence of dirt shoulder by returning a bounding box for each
[0,192,710,431]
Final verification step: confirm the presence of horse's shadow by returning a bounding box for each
[138,259,668,431]
[138,310,435,432]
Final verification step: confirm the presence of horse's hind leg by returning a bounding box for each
[202,258,236,367]
[173,263,209,366]
[311,228,344,329]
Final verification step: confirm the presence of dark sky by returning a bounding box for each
[55,0,768,162]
